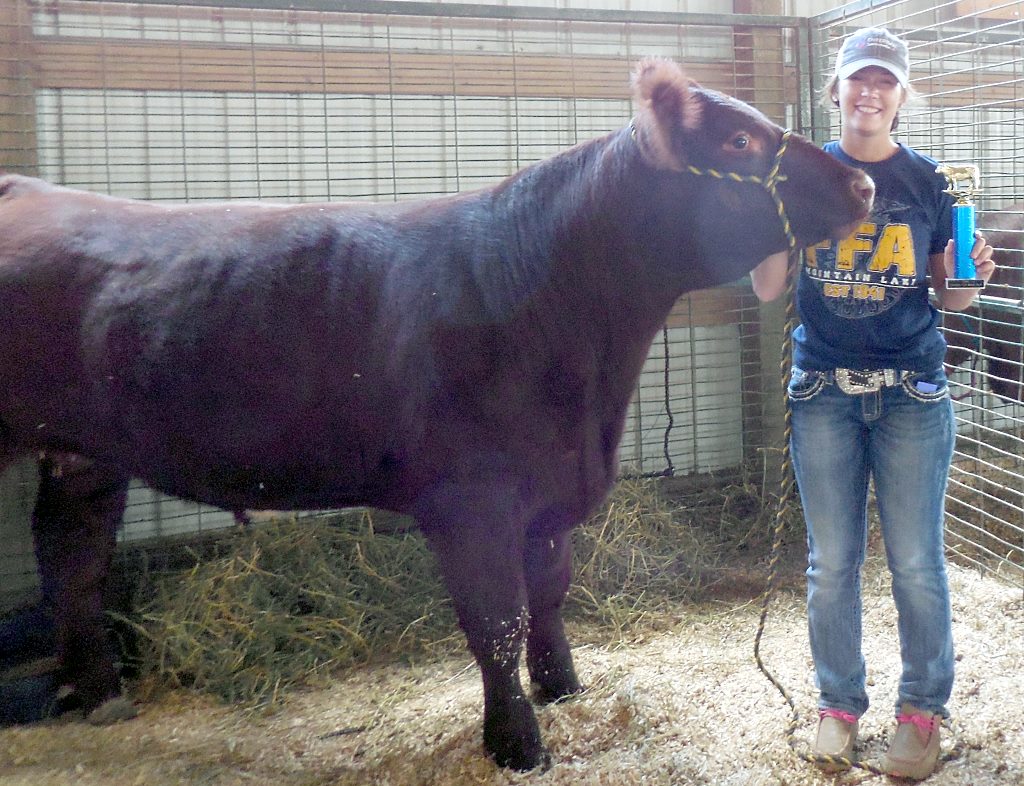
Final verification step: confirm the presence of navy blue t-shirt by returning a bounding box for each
[793,142,954,372]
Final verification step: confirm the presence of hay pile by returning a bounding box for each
[121,509,458,704]
[946,450,1023,579]
[122,476,783,708]
[0,543,1019,786]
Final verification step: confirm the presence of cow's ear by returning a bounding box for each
[630,57,701,172]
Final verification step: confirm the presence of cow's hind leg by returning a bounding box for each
[0,450,41,671]
[0,452,59,724]
[32,453,134,723]
[524,529,581,703]
[422,509,547,771]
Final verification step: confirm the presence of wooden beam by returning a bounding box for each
[914,71,1023,109]
[732,0,788,122]
[30,37,746,98]
[665,287,752,330]
[955,0,1023,20]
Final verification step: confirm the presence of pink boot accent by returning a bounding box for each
[896,711,939,735]
[820,707,859,725]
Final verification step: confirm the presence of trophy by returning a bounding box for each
[936,163,985,288]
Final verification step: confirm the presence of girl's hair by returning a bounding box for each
[820,73,919,133]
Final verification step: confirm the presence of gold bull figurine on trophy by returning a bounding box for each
[936,163,979,195]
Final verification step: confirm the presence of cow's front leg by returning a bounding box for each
[524,529,581,703]
[423,516,547,771]
[32,454,134,723]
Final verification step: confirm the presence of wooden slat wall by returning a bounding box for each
[18,0,779,334]
[955,0,1023,19]
[30,34,1014,107]
[1,0,809,602]
[0,0,38,173]
[21,0,792,99]
[665,286,752,329]
[31,39,738,99]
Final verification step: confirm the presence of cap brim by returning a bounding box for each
[837,57,908,86]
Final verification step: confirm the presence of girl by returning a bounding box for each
[751,27,995,781]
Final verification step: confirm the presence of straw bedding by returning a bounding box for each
[0,478,1020,786]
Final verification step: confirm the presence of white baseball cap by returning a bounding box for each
[835,27,909,87]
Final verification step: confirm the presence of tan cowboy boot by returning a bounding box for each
[882,703,942,780]
[812,708,858,771]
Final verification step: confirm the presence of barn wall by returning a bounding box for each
[1,0,1020,609]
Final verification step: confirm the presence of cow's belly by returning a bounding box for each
[129,439,408,514]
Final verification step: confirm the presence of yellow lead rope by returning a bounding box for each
[748,246,890,775]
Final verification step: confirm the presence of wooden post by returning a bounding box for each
[733,0,790,480]
[0,0,39,605]
[0,0,38,174]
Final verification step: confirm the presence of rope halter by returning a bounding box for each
[630,121,797,254]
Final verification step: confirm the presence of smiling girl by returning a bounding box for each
[750,27,995,781]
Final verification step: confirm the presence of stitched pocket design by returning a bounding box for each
[787,368,826,401]
[901,370,950,402]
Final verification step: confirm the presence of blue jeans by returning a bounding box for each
[788,366,955,718]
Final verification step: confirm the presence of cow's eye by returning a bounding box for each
[730,134,750,150]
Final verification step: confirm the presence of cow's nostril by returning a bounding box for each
[853,174,875,207]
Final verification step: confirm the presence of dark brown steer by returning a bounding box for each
[943,206,1023,402]
[0,58,872,769]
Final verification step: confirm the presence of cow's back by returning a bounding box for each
[0,176,576,516]
[0,180,411,506]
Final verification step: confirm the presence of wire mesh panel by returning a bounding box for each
[0,0,808,607]
[810,0,1023,587]
[0,463,37,602]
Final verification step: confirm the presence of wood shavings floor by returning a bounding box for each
[1,557,1020,786]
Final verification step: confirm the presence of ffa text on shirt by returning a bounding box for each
[805,220,919,299]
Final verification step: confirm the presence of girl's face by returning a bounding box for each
[836,65,905,138]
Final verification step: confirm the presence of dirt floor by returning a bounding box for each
[0,548,1020,786]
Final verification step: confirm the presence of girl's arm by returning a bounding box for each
[750,250,791,303]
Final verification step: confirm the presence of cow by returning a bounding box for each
[943,205,1023,402]
[0,57,872,770]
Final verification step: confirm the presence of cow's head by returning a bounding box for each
[629,58,873,288]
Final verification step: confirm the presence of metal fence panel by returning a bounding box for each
[1,0,1018,609]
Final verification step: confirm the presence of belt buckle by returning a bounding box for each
[835,368,884,394]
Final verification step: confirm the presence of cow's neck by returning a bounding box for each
[492,126,685,338]
[485,128,686,419]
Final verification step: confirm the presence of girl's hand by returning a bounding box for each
[943,232,995,283]
[935,232,996,310]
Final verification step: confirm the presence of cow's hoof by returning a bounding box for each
[490,743,552,772]
[530,680,584,705]
[484,703,550,771]
[86,695,138,725]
